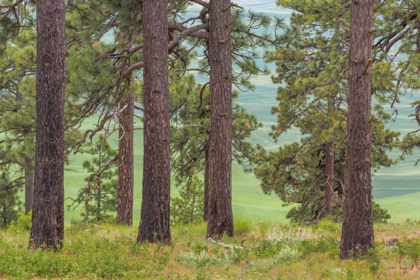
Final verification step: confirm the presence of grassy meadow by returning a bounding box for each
[3,217,420,279]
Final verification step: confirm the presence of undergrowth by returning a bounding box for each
[1,215,420,279]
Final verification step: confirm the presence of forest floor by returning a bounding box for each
[2,217,420,279]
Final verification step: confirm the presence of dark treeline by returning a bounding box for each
[1,0,420,259]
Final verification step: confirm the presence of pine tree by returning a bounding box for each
[254,0,399,225]
[117,92,135,225]
[137,0,172,244]
[206,0,234,238]
[171,176,204,225]
[29,0,66,251]
[80,135,118,222]
[0,4,36,215]
[340,0,375,259]
[169,73,262,222]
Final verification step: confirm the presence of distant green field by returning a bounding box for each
[55,116,292,225]
[17,72,420,225]
[51,111,420,225]
[52,66,420,224]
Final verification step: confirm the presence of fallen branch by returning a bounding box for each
[206,237,244,249]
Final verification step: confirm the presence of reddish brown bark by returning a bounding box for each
[340,0,375,259]
[29,0,66,251]
[203,145,210,221]
[117,92,135,225]
[137,0,171,244]
[206,0,234,238]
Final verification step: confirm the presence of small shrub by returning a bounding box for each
[223,249,241,266]
[330,268,344,275]
[372,202,391,223]
[177,251,222,268]
[298,237,340,259]
[171,176,204,226]
[234,220,253,235]
[193,242,208,254]
[367,248,381,274]
[396,238,420,269]
[314,219,339,234]
[274,246,298,263]
[7,212,32,234]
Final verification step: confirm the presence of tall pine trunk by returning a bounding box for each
[340,0,375,259]
[137,0,171,244]
[29,0,66,251]
[24,157,34,215]
[203,143,210,221]
[117,92,134,225]
[417,22,420,73]
[207,0,234,238]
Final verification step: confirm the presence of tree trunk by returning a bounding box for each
[417,21,420,52]
[137,0,171,244]
[24,157,34,215]
[97,181,101,221]
[340,0,375,259]
[203,144,210,221]
[206,0,234,238]
[417,21,420,75]
[29,0,66,251]
[117,92,134,225]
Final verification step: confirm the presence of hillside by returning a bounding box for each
[44,114,419,225]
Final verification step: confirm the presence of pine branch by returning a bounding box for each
[189,0,210,9]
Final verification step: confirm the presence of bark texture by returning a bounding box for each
[29,0,66,251]
[340,0,375,259]
[24,157,34,215]
[117,92,135,225]
[203,144,210,221]
[137,0,171,244]
[207,0,234,238]
[325,97,335,216]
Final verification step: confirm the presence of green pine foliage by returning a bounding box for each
[254,0,400,224]
[0,172,22,228]
[171,176,204,225]
[72,135,118,223]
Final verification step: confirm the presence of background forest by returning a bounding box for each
[1,0,420,226]
[2,0,420,279]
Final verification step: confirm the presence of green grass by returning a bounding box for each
[3,219,420,279]
[377,193,420,222]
